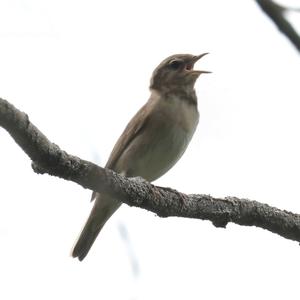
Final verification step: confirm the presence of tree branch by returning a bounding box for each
[1,97,300,245]
[255,0,300,52]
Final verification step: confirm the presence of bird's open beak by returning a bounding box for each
[186,53,211,75]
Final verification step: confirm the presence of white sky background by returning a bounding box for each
[0,0,300,299]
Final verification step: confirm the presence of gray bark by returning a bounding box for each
[1,97,300,244]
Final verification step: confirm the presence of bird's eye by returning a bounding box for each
[169,60,183,70]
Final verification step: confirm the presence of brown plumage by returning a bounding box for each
[72,53,210,260]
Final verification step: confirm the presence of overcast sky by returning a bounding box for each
[0,1,300,299]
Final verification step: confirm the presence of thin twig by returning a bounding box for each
[256,0,300,52]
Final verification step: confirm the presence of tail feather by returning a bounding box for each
[72,213,104,261]
[72,194,121,261]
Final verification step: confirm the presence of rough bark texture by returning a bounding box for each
[256,0,300,52]
[1,97,300,244]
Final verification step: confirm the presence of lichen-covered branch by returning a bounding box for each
[1,97,300,244]
[256,0,300,52]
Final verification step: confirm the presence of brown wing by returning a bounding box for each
[91,102,150,201]
[106,102,150,170]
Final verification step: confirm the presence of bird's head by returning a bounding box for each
[150,53,210,93]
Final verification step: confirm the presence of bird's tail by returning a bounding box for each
[72,194,121,261]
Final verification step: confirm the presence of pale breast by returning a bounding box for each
[114,95,199,182]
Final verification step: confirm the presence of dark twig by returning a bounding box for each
[256,0,300,52]
[1,97,300,245]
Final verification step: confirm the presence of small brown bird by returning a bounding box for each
[72,53,210,260]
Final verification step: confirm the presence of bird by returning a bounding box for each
[72,53,210,261]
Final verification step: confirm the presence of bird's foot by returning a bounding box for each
[157,186,188,209]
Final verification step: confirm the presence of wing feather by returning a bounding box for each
[91,102,150,202]
[105,103,150,170]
